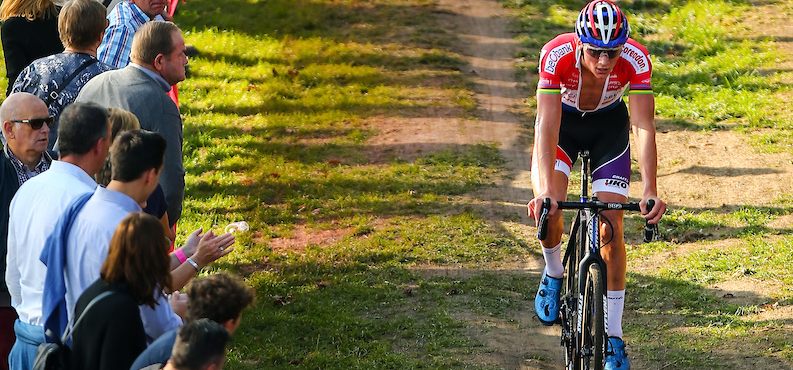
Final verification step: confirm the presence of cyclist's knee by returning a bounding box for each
[599,215,625,243]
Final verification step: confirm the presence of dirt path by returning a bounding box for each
[419,0,561,368]
[436,0,536,220]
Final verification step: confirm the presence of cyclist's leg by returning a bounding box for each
[589,101,631,292]
[531,146,573,276]
[589,103,632,369]
[594,191,628,338]
[531,146,572,325]
[594,191,627,290]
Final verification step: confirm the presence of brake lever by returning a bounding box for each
[537,198,551,241]
[643,199,659,243]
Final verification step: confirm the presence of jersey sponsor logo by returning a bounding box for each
[621,43,650,74]
[603,92,620,102]
[604,178,628,189]
[543,42,574,75]
[564,76,579,85]
[562,90,578,105]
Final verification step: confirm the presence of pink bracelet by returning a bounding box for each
[175,248,187,264]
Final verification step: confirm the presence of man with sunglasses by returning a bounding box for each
[5,102,111,370]
[1,94,54,183]
[0,92,53,370]
[526,1,667,369]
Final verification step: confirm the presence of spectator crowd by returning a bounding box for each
[0,0,255,369]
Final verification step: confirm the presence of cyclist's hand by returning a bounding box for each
[641,196,666,224]
[528,195,557,222]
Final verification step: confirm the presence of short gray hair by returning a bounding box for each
[130,21,181,65]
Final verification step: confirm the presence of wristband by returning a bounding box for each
[175,248,187,264]
[185,257,199,272]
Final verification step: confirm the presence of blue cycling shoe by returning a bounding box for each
[605,337,630,370]
[534,269,562,325]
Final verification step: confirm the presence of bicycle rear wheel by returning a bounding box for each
[579,263,606,370]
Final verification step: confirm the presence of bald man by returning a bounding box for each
[6,102,110,370]
[0,93,54,370]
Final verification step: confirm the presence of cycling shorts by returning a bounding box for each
[535,101,631,197]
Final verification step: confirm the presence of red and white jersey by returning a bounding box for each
[537,33,653,113]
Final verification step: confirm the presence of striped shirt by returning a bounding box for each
[4,145,52,185]
[97,1,163,68]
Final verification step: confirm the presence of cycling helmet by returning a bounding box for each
[575,0,630,48]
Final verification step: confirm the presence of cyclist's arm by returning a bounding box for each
[529,92,563,219]
[628,93,666,223]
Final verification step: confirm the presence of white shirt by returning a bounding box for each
[5,161,96,325]
[64,186,141,313]
[64,186,182,343]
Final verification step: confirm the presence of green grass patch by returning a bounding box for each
[169,0,530,368]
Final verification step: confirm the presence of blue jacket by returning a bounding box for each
[39,192,93,341]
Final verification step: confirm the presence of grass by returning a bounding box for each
[1,0,793,368]
[171,1,533,368]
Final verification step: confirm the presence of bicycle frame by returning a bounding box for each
[557,152,610,370]
[538,150,651,370]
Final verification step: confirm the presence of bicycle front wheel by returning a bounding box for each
[579,263,606,370]
[562,213,584,370]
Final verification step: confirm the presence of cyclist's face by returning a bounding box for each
[580,43,622,80]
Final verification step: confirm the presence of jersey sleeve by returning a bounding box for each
[623,39,653,95]
[537,35,575,95]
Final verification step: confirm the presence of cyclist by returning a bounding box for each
[527,1,667,369]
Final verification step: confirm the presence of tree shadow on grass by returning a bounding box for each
[192,49,463,74]
[215,260,563,369]
[177,0,452,48]
[627,273,793,369]
[663,165,782,177]
[216,249,793,369]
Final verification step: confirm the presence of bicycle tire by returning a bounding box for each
[562,211,584,370]
[580,263,606,370]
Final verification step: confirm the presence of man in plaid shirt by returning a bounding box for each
[98,0,167,69]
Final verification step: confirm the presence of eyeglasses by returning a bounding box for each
[584,45,622,59]
[10,116,55,130]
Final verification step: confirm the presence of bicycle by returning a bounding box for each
[537,150,657,370]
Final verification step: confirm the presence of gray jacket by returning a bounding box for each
[76,65,184,225]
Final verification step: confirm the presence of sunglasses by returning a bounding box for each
[10,116,55,130]
[584,45,622,59]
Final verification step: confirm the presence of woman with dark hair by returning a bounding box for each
[70,212,173,370]
[0,0,63,96]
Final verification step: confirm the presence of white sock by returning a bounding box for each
[542,242,564,278]
[607,290,625,338]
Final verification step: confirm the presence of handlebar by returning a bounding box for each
[536,198,659,242]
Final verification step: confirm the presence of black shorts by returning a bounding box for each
[556,101,631,197]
